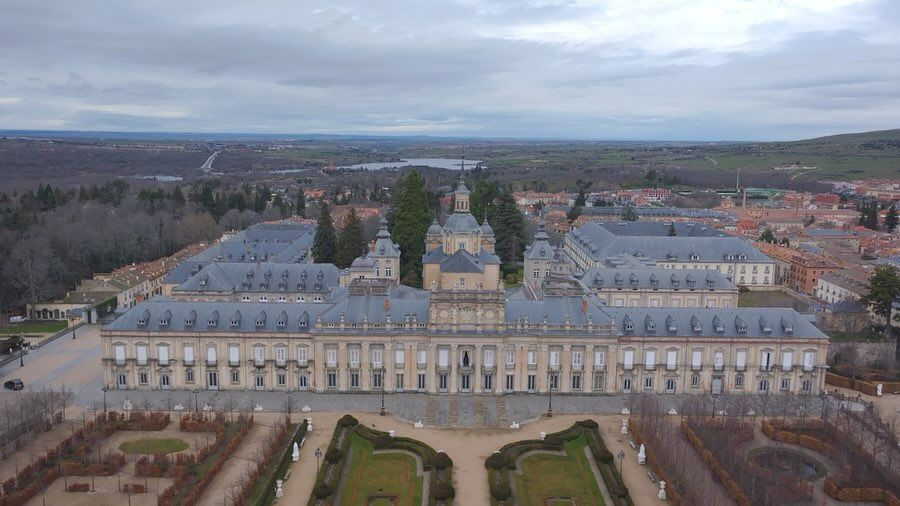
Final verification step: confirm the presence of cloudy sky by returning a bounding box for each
[0,0,898,140]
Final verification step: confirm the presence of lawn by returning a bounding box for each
[120,437,189,454]
[738,290,811,312]
[512,434,605,506]
[339,432,424,506]
[0,320,67,335]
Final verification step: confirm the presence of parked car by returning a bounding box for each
[9,316,27,324]
[4,379,24,391]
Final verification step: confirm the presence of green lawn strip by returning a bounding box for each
[119,437,189,454]
[189,422,242,479]
[243,423,300,505]
[513,435,604,506]
[0,320,67,335]
[339,432,423,506]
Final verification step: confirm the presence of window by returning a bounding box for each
[385,267,392,277]
[734,374,744,388]
[117,373,127,388]
[623,378,633,392]
[326,349,338,368]
[231,369,240,383]
[207,347,217,365]
[594,349,606,369]
[276,346,287,366]
[593,373,605,391]
[138,372,148,385]
[506,350,515,367]
[548,373,559,390]
[666,350,677,370]
[484,373,493,390]
[533,270,540,279]
[438,348,449,368]
[527,374,536,391]
[372,349,384,368]
[758,379,770,393]
[781,351,793,371]
[623,349,634,370]
[418,349,427,366]
[549,350,560,367]
[644,377,653,390]
[327,372,337,388]
[691,350,702,370]
[644,349,656,369]
[484,349,495,367]
[395,348,405,365]
[158,345,169,366]
[373,371,383,389]
[527,350,537,366]
[254,346,265,366]
[801,379,812,394]
[461,350,471,367]
[439,374,448,390]
[458,277,466,287]
[417,373,426,390]
[780,378,791,391]
[713,351,724,371]
[760,351,772,371]
[185,368,194,383]
[349,348,360,367]
[255,375,265,389]
[572,350,582,368]
[665,378,676,393]
[299,374,308,390]
[690,373,700,389]
[350,371,360,388]
[506,374,514,390]
[114,345,126,365]
[396,373,404,390]
[460,374,471,390]
[571,373,582,390]
[803,351,815,371]
[297,346,308,366]
[136,346,148,365]
[736,350,747,370]
[160,374,170,389]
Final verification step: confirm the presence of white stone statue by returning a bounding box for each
[638,444,646,465]
[122,399,133,411]
[414,421,424,428]
[301,405,312,413]
[877,383,883,397]
[658,480,667,501]
[292,442,300,462]
[388,430,395,437]
[173,404,184,411]
[540,431,547,440]
[667,408,677,416]
[621,408,630,415]
[275,479,284,498]
[203,403,212,412]
[253,404,263,412]
[510,422,520,429]
[621,419,628,435]
[306,417,313,432]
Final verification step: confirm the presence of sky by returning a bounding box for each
[0,0,898,141]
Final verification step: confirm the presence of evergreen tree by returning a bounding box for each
[621,205,639,221]
[469,179,500,224]
[296,191,306,218]
[171,186,185,206]
[574,189,587,207]
[566,205,582,222]
[311,201,337,263]
[667,222,677,236]
[273,194,288,217]
[493,190,526,266]
[391,170,430,287]
[334,207,366,268]
[759,228,776,243]
[860,266,900,341]
[885,205,898,232]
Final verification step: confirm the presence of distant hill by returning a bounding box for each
[790,128,900,146]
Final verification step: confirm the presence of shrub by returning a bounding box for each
[313,481,333,499]
[578,419,599,429]
[325,447,343,463]
[485,452,508,469]
[505,273,518,285]
[338,414,358,427]
[608,481,629,498]
[432,481,455,500]
[490,473,512,500]
[433,452,452,470]
[372,434,393,450]
[596,448,614,463]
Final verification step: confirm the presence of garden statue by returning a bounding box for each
[414,420,424,428]
[122,399,133,411]
[638,444,646,465]
[389,430,395,437]
[540,431,547,440]
[510,422,520,429]
[877,383,883,397]
[658,480,667,501]
[253,404,263,412]
[301,405,312,412]
[173,404,184,411]
[306,417,313,432]
[621,419,628,435]
[275,479,284,498]
[667,408,677,415]
[292,442,300,462]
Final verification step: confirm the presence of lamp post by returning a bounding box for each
[547,371,554,418]
[286,390,293,419]
[379,366,386,416]
[70,315,77,339]
[19,333,25,367]
[617,450,625,476]
[711,393,719,419]
[101,386,108,413]
[315,448,322,471]
[192,389,200,413]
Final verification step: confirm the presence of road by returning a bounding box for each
[200,150,220,173]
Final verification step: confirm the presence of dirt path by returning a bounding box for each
[279,412,660,505]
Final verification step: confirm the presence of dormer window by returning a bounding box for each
[686,275,696,288]
[760,317,772,334]
[712,315,724,334]
[671,274,680,287]
[650,274,659,287]
[666,315,677,333]
[735,316,747,334]
[738,253,747,260]
[230,311,241,328]
[593,274,603,287]
[645,315,656,333]
[781,316,793,335]
[689,252,700,261]
[623,316,634,333]
[199,275,208,286]
[614,273,624,286]
[691,315,702,334]
[137,310,150,328]
[724,253,734,261]
[629,273,639,287]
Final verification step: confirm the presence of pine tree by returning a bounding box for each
[335,208,366,268]
[860,266,900,340]
[296,191,306,218]
[171,186,185,206]
[494,190,526,266]
[391,170,430,287]
[311,201,337,263]
[566,206,582,222]
[621,205,638,221]
[885,205,898,232]
[469,179,499,224]
[759,228,775,243]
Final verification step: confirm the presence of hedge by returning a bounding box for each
[825,371,900,396]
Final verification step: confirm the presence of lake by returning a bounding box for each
[339,158,484,171]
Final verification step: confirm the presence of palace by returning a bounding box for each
[101,180,827,397]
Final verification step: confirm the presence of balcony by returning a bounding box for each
[713,364,724,372]
[184,359,194,366]
[690,364,702,371]
[735,365,746,372]
[206,360,217,367]
[760,365,773,372]
[254,359,265,368]
[158,359,170,367]
[137,359,148,366]
[781,365,793,372]
[665,364,677,371]
[802,365,815,373]
[115,359,126,367]
[548,363,561,372]
[593,363,606,371]
[298,360,309,368]
[276,359,287,368]
[349,361,360,369]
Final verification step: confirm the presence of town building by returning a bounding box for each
[755,243,840,296]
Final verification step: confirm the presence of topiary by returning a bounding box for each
[485,452,508,469]
[372,434,393,450]
[324,447,343,463]
[433,452,452,470]
[596,449,614,463]
[313,481,333,499]
[578,419,599,429]
[608,482,629,498]
[338,414,358,427]
[490,476,512,500]
[432,481,455,500]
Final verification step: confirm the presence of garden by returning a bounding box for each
[309,414,454,506]
[485,420,633,506]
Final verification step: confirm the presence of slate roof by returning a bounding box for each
[568,221,772,264]
[371,217,401,258]
[423,247,501,271]
[317,285,430,324]
[443,212,480,234]
[605,307,826,339]
[506,295,614,326]
[173,263,340,293]
[578,267,736,290]
[524,221,553,260]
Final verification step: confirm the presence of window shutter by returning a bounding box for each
[207,347,216,362]
[782,351,793,369]
[158,346,169,363]
[115,345,126,361]
[136,346,147,363]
